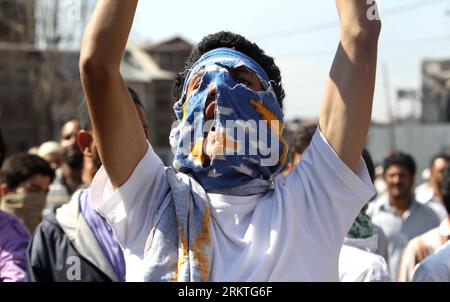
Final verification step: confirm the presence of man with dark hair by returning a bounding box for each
[0,153,55,233]
[45,119,84,211]
[27,92,149,282]
[368,152,441,281]
[172,31,285,106]
[79,1,381,281]
[399,162,450,282]
[282,123,317,175]
[415,153,450,220]
[0,132,32,282]
[412,166,450,282]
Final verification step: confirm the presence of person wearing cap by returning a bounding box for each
[37,141,62,171]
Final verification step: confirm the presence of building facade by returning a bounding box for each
[0,37,192,163]
[0,0,35,44]
[422,59,450,123]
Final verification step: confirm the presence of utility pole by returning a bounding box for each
[382,63,397,153]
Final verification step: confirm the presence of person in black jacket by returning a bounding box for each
[27,90,149,282]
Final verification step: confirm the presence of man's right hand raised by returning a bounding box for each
[79,0,148,189]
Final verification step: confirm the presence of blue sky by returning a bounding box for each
[130,0,450,122]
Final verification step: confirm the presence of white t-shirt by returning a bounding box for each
[339,236,390,282]
[90,130,375,282]
[415,182,433,204]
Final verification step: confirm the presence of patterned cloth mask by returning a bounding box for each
[347,212,374,239]
[145,49,286,281]
[170,48,288,196]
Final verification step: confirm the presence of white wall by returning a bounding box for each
[367,123,450,182]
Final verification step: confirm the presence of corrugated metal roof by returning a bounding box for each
[0,42,176,83]
[137,37,193,53]
[123,44,175,82]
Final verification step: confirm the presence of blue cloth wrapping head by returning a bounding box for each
[169,48,288,196]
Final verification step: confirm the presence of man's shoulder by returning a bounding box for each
[35,190,86,241]
[0,211,30,246]
[418,242,450,278]
[0,210,19,229]
[413,199,441,221]
[35,210,64,236]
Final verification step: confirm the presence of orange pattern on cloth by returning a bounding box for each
[173,208,212,282]
[250,99,288,165]
[191,206,212,282]
[190,138,207,166]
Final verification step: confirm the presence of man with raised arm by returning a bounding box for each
[80,1,381,281]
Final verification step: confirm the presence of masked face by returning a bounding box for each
[0,192,47,233]
[170,48,287,195]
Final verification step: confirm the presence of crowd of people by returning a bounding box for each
[1,114,449,283]
[1,0,449,282]
[1,114,449,282]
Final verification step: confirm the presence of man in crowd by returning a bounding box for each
[415,153,450,221]
[27,90,149,282]
[412,166,450,282]
[46,119,84,211]
[368,152,441,281]
[0,153,55,233]
[0,129,31,282]
[398,164,450,282]
[281,123,317,176]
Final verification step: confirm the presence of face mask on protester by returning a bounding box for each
[63,145,84,170]
[1,192,47,233]
[170,48,288,196]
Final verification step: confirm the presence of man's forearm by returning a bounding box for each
[336,0,381,46]
[319,1,381,172]
[80,0,138,71]
[78,0,148,188]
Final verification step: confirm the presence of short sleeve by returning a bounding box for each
[282,129,376,252]
[89,143,170,258]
